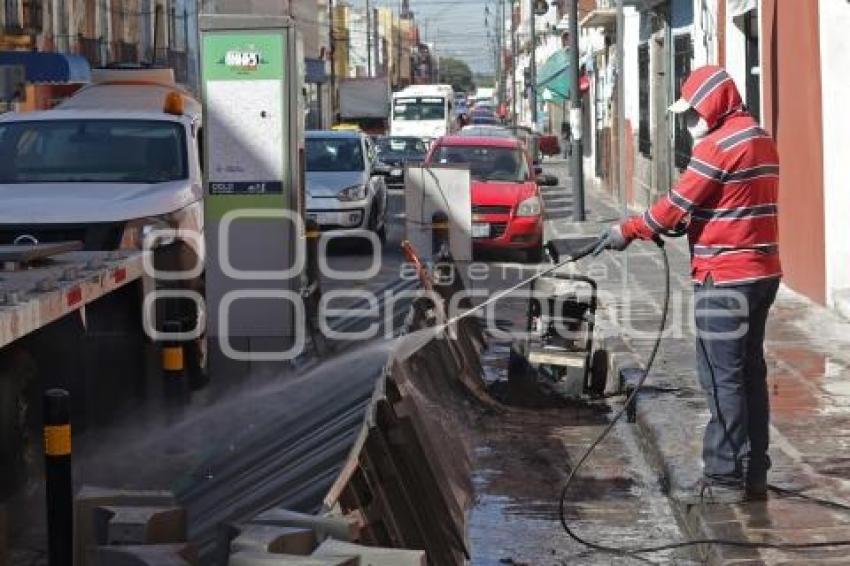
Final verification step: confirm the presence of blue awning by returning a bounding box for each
[305,58,328,84]
[0,51,91,84]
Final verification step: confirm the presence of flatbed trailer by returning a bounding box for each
[0,244,149,482]
[0,245,145,349]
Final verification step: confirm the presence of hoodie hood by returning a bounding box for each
[677,65,743,130]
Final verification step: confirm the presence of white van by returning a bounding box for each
[390,84,455,143]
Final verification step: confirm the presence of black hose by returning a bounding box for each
[558,239,850,557]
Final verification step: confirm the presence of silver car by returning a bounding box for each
[305,130,388,240]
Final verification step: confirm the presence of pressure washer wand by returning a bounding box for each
[441,238,603,329]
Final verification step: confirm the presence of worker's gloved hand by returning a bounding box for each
[592,224,630,255]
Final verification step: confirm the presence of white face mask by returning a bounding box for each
[686,110,710,141]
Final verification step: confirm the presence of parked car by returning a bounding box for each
[373,135,428,190]
[470,114,500,126]
[305,130,388,240]
[459,125,514,138]
[425,135,547,261]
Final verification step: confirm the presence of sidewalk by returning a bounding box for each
[543,159,850,563]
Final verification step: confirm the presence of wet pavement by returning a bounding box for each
[4,192,410,564]
[463,245,690,565]
[544,159,850,563]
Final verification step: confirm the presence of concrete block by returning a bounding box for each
[231,525,316,555]
[95,505,186,545]
[251,508,359,542]
[88,543,196,566]
[312,539,426,566]
[229,549,357,566]
[74,486,175,566]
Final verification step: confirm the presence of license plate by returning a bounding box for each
[472,222,490,238]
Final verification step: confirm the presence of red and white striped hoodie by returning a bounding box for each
[621,65,782,286]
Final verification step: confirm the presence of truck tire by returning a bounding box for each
[0,348,36,491]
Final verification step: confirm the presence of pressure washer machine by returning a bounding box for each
[507,237,608,398]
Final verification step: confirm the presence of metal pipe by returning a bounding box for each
[43,388,72,566]
[568,0,585,220]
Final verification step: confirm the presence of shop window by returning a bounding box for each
[673,34,693,170]
[638,43,651,156]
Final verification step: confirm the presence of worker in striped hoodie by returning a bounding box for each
[597,65,781,504]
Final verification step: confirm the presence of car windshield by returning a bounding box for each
[375,137,427,158]
[433,145,528,182]
[306,137,364,172]
[393,97,446,121]
[0,119,187,184]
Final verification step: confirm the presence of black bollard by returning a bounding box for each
[162,320,189,405]
[43,388,72,566]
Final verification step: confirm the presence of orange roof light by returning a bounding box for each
[163,91,184,115]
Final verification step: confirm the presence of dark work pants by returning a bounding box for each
[694,276,780,487]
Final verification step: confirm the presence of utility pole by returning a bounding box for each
[499,0,508,107]
[511,0,517,124]
[528,0,537,130]
[373,7,380,76]
[568,0,585,220]
[366,0,372,76]
[329,0,336,122]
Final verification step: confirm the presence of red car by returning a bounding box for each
[425,135,545,261]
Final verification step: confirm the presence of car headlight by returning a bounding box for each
[516,196,542,217]
[337,184,368,202]
[390,168,403,177]
[119,216,177,250]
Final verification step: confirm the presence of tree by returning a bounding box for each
[439,57,475,93]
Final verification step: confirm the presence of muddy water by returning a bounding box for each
[467,341,690,565]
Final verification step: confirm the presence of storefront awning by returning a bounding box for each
[581,8,617,30]
[0,51,91,84]
[537,49,571,103]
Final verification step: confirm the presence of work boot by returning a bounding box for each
[674,479,747,506]
[746,475,769,501]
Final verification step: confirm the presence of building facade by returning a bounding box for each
[577,0,850,312]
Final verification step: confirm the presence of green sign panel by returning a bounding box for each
[202,33,285,81]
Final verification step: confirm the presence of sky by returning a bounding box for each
[348,0,499,73]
